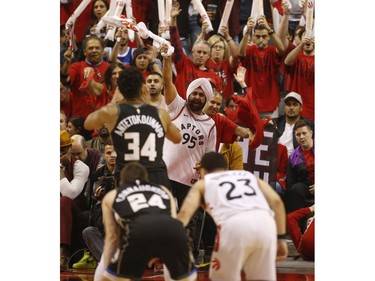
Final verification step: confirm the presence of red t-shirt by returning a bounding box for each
[240,45,282,112]
[206,59,236,100]
[69,60,110,118]
[302,149,314,184]
[174,56,223,100]
[286,52,315,121]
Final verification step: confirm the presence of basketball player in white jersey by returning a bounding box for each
[177,152,288,281]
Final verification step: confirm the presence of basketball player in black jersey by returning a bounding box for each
[95,162,197,281]
[84,66,181,189]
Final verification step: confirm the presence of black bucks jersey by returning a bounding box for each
[113,180,174,220]
[111,103,169,185]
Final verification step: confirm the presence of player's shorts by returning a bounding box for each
[105,215,196,280]
[209,209,277,281]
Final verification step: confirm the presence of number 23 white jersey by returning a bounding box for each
[204,170,274,224]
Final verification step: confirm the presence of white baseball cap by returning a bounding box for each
[284,92,302,105]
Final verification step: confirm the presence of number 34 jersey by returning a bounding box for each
[111,103,166,174]
[203,170,274,224]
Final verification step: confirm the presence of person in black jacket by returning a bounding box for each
[285,119,314,213]
[273,91,314,157]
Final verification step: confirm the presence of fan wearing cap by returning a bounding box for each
[60,130,90,271]
[272,91,314,157]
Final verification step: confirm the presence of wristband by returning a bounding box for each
[268,29,275,36]
[277,234,288,240]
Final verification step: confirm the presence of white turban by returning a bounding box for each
[186,78,213,102]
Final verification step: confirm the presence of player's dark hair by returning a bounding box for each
[120,162,149,184]
[200,152,227,172]
[117,66,144,99]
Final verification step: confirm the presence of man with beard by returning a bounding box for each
[162,51,217,259]
[273,92,314,157]
[145,71,168,110]
[162,52,217,208]
[284,33,315,121]
[87,124,112,154]
[238,15,286,118]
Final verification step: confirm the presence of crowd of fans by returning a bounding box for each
[60,0,315,274]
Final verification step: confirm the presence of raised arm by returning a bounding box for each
[277,2,291,49]
[169,0,185,64]
[221,25,239,70]
[284,36,306,65]
[162,46,178,105]
[60,48,74,84]
[238,17,254,57]
[257,15,285,54]
[110,28,123,63]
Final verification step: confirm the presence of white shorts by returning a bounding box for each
[209,209,277,281]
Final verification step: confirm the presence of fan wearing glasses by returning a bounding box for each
[198,23,240,100]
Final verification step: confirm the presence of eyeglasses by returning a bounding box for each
[212,45,224,50]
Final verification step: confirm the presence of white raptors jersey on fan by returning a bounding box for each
[163,95,216,186]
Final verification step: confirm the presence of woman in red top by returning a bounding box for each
[95,62,126,107]
[203,24,240,100]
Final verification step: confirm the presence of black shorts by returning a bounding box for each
[106,215,195,280]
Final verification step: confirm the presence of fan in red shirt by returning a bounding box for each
[169,1,222,100]
[61,36,110,118]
